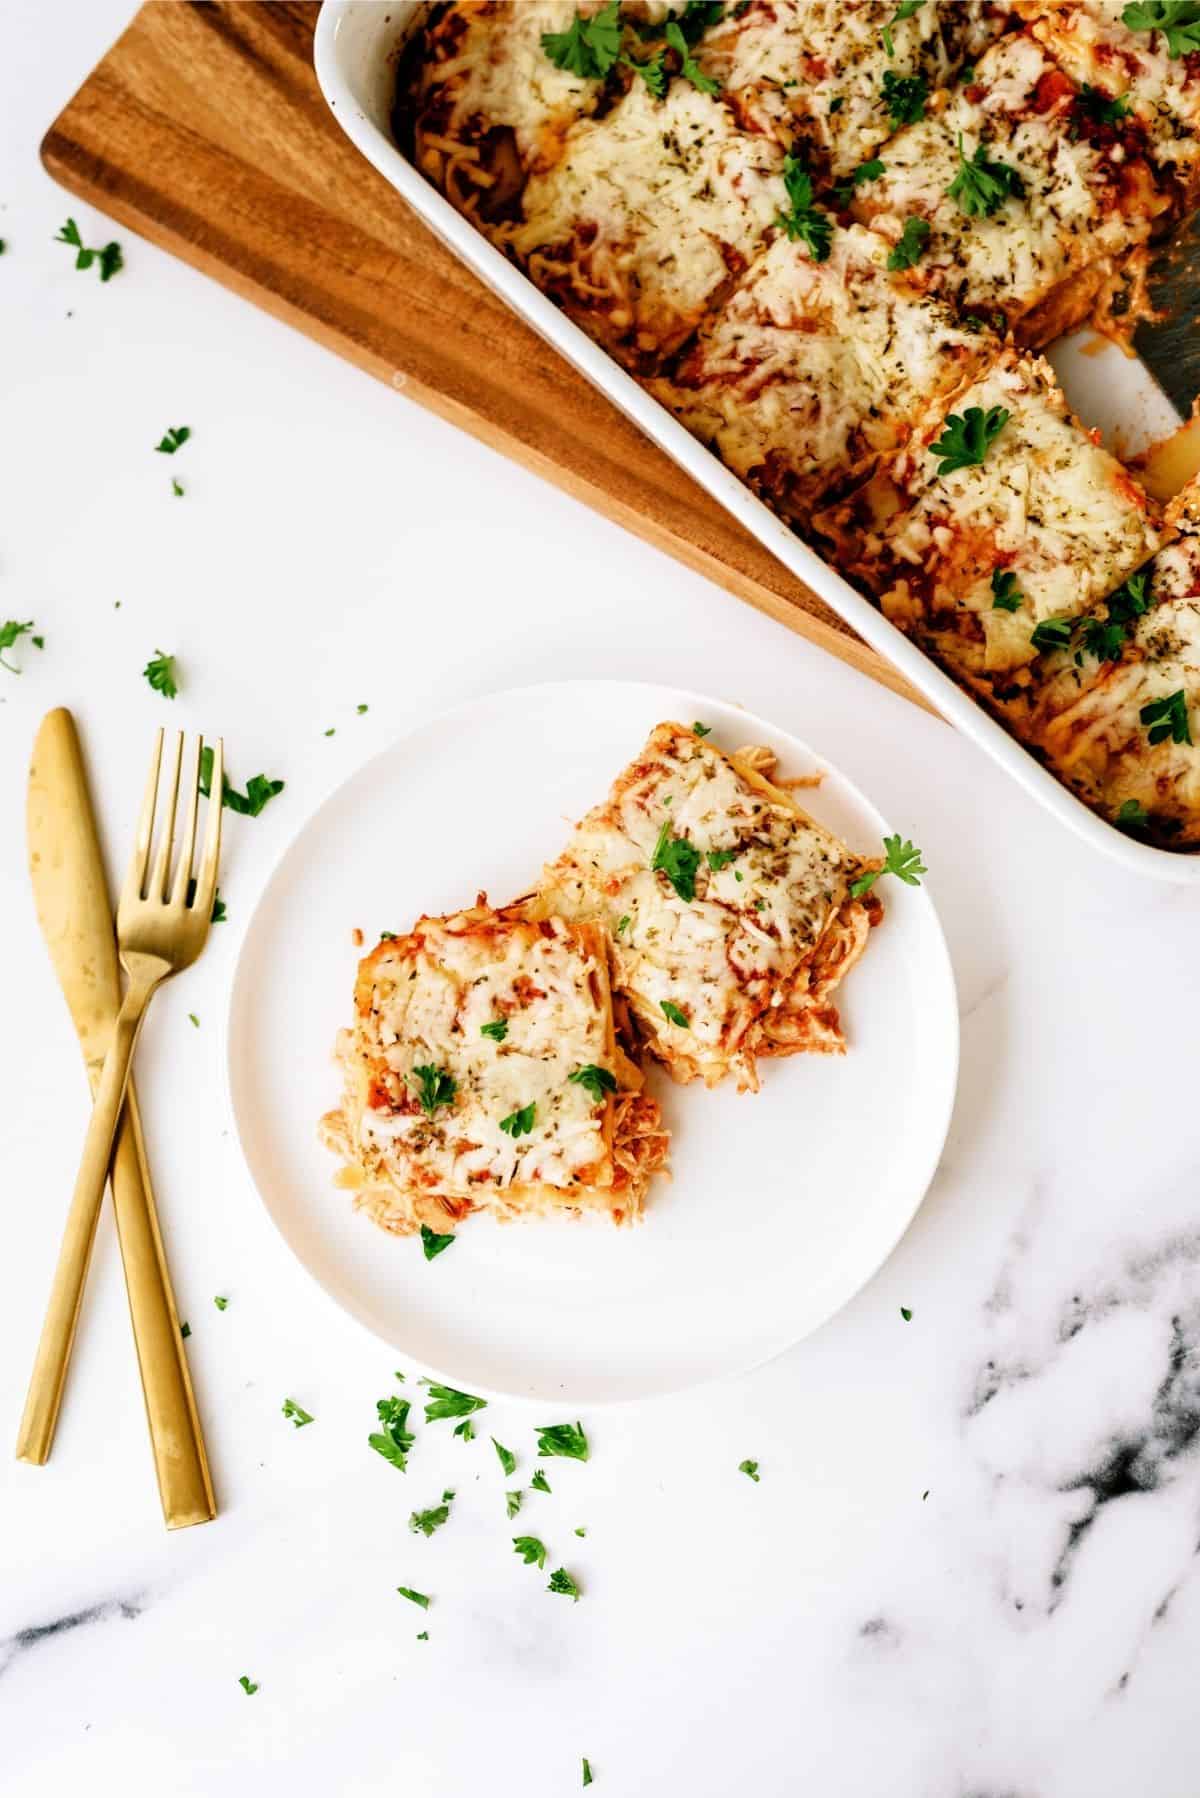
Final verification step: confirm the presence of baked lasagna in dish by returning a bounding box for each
[320,901,669,1233]
[395,1,1200,846]
[536,721,883,1091]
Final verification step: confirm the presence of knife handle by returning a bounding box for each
[110,1085,216,1529]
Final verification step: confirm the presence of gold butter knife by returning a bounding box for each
[22,708,215,1528]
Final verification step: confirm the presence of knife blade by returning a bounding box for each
[24,708,216,1527]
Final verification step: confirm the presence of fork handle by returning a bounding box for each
[16,970,159,1465]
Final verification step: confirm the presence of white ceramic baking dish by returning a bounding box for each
[314,0,1199,882]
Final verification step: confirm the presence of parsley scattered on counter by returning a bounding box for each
[171,478,184,497]
[500,1102,536,1138]
[536,1421,590,1462]
[507,1490,524,1518]
[324,728,335,737]
[417,1629,429,1640]
[411,1065,457,1117]
[541,1,621,77]
[583,1759,594,1788]
[181,1321,191,1338]
[55,218,122,281]
[481,1018,509,1042]
[188,1013,199,1029]
[775,155,833,261]
[948,134,1022,217]
[513,1535,548,1568]
[1122,1,1200,57]
[453,1419,476,1441]
[357,703,369,714]
[1029,616,1074,654]
[575,1527,587,1537]
[569,1064,618,1102]
[693,721,712,736]
[665,19,720,93]
[929,404,1009,476]
[882,0,924,56]
[238,1675,259,1695]
[990,570,1024,612]
[0,620,41,674]
[213,1295,228,1310]
[397,1586,430,1609]
[410,1500,452,1537]
[1141,688,1192,745]
[143,649,178,699]
[651,819,702,900]
[423,1380,487,1423]
[661,999,690,1028]
[198,746,284,818]
[739,1459,760,1481]
[493,1439,517,1476]
[420,1223,455,1261]
[369,1394,415,1470]
[531,1469,552,1494]
[849,835,926,898]
[548,1568,582,1601]
[881,68,927,126]
[1117,798,1150,832]
[282,1398,314,1427]
[155,425,191,455]
[900,1306,913,1322]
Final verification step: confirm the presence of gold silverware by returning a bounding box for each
[17,724,223,1492]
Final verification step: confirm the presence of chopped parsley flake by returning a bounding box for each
[1116,797,1150,833]
[397,1586,430,1609]
[535,1421,590,1462]
[513,1535,548,1568]
[282,1397,314,1427]
[1030,616,1075,654]
[410,1500,452,1537]
[55,217,122,281]
[143,649,178,699]
[500,1101,536,1138]
[198,746,284,818]
[739,1459,760,1481]
[929,404,1009,476]
[900,1306,913,1322]
[420,1223,455,1261]
[569,1064,618,1102]
[238,1676,259,1695]
[887,215,931,273]
[531,1469,552,1494]
[947,134,1023,217]
[651,819,702,900]
[881,68,927,126]
[775,154,833,261]
[423,1380,487,1423]
[548,1568,582,1601]
[181,1321,191,1339]
[1141,688,1192,745]
[213,1295,228,1310]
[0,619,41,674]
[882,0,924,57]
[171,478,184,497]
[706,848,736,870]
[481,1018,508,1042]
[661,999,690,1028]
[693,721,712,736]
[411,1064,457,1117]
[369,1393,415,1470]
[506,1490,524,1518]
[616,915,631,936]
[188,1013,199,1029]
[493,1438,517,1476]
[583,1759,594,1787]
[155,425,191,455]
[990,570,1023,612]
[849,835,926,898]
[453,1418,475,1441]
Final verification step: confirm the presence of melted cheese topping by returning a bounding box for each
[817,352,1161,672]
[507,81,787,363]
[653,224,996,517]
[853,31,1159,329]
[539,723,871,1087]
[351,912,616,1200]
[697,0,1000,175]
[1018,0,1200,190]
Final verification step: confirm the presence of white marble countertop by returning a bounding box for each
[4,5,1200,1794]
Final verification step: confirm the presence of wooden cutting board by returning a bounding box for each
[42,0,925,708]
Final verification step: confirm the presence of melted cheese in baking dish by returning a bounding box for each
[504,80,787,368]
[538,723,879,1091]
[815,351,1162,674]
[697,0,1002,176]
[652,224,998,520]
[852,30,1167,344]
[321,905,668,1232]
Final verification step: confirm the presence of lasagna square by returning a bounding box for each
[537,722,882,1092]
[650,223,999,523]
[815,350,1162,675]
[851,29,1170,346]
[501,78,788,370]
[693,0,1003,177]
[321,902,668,1234]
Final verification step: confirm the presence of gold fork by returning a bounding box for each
[17,730,223,1466]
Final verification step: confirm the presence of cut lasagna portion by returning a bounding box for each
[649,223,1000,523]
[500,78,788,370]
[693,0,1004,176]
[320,902,669,1235]
[851,28,1172,346]
[398,1,609,224]
[1016,0,1200,203]
[815,350,1163,676]
[979,487,1200,844]
[536,722,882,1092]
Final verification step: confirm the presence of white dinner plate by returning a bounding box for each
[226,681,958,1403]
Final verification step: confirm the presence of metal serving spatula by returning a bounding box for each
[1134,211,1200,420]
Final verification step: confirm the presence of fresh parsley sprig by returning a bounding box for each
[541,1,622,78]
[143,649,178,699]
[1140,688,1192,745]
[423,1381,487,1424]
[929,404,1009,476]
[548,1568,582,1601]
[888,215,930,271]
[420,1223,455,1260]
[947,134,1023,217]
[500,1102,536,1138]
[411,1065,457,1117]
[775,154,834,262]
[1122,1,1200,57]
[198,746,284,817]
[569,1064,618,1103]
[1029,616,1075,654]
[0,620,43,674]
[55,217,122,281]
[881,68,927,126]
[369,1394,415,1471]
[155,425,191,455]
[535,1421,590,1462]
[513,1535,548,1568]
[651,818,702,900]
[849,836,926,898]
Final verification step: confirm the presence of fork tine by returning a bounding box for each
[147,731,184,902]
[121,730,164,907]
[170,738,203,908]
[193,737,224,917]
